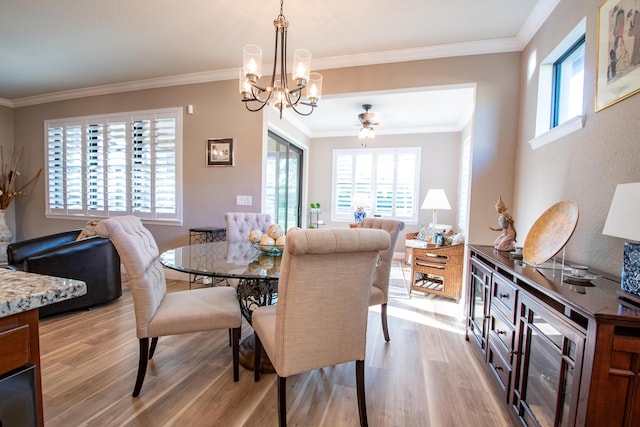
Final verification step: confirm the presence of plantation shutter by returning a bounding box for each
[45,108,182,223]
[331,147,420,224]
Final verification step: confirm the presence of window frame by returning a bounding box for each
[44,107,183,224]
[551,35,586,128]
[530,18,586,150]
[331,147,421,224]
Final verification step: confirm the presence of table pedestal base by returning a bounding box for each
[239,333,275,373]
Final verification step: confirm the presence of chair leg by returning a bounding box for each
[356,360,368,427]
[148,337,159,359]
[254,333,262,382]
[277,375,287,427]
[133,338,150,397]
[381,303,390,342]
[232,327,240,382]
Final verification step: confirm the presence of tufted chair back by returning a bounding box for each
[357,217,405,342]
[357,218,405,301]
[225,212,273,242]
[96,215,166,338]
[251,228,390,426]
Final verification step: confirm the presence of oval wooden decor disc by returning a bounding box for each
[523,200,579,266]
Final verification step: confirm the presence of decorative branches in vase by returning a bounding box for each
[0,147,42,264]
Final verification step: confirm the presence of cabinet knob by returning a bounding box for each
[499,293,509,299]
[497,330,507,335]
[495,366,504,371]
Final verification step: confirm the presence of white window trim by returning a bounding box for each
[529,115,584,149]
[530,18,586,150]
[44,107,183,225]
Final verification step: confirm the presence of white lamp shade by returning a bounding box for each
[421,189,451,210]
[603,182,640,241]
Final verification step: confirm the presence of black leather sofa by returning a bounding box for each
[7,230,122,317]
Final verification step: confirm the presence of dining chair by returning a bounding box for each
[224,212,272,242]
[95,215,242,397]
[252,227,390,427]
[357,218,406,342]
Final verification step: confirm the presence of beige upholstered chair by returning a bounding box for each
[95,215,242,397]
[357,218,406,342]
[252,228,390,427]
[224,212,273,242]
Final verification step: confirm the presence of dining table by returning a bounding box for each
[160,240,281,372]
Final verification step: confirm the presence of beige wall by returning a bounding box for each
[11,51,522,254]
[515,0,640,275]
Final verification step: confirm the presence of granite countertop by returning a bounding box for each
[0,269,87,318]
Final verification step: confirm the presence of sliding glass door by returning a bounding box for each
[265,131,302,230]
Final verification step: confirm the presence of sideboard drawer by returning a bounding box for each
[492,274,517,322]
[0,324,30,374]
[490,308,515,354]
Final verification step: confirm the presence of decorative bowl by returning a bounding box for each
[251,242,283,256]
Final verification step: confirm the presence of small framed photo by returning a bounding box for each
[206,138,234,166]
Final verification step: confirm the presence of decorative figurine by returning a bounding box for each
[489,196,517,252]
[354,205,367,224]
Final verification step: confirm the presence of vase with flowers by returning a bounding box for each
[0,147,42,264]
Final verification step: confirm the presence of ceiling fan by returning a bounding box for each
[358,104,379,139]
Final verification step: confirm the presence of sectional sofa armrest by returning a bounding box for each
[7,229,81,267]
[23,235,122,317]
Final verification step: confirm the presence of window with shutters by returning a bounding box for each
[331,147,421,224]
[45,107,182,223]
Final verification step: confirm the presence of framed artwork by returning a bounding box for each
[596,0,640,111]
[206,138,234,166]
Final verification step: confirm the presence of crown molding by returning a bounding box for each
[8,37,525,108]
[517,0,561,47]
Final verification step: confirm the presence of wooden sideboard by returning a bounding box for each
[466,245,640,426]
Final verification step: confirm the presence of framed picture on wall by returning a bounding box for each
[596,0,640,111]
[206,138,234,166]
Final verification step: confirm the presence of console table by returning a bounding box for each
[466,244,640,426]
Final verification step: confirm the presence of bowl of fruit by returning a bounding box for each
[248,224,286,255]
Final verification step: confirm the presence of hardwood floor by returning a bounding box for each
[39,266,514,426]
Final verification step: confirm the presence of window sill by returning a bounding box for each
[529,115,584,150]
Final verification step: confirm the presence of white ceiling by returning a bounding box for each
[0,0,557,137]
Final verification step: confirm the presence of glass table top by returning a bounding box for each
[160,241,281,280]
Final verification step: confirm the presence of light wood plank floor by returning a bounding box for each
[39,266,515,426]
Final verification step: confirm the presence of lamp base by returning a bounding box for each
[621,241,640,296]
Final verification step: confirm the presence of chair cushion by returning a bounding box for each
[149,287,241,337]
[369,286,385,306]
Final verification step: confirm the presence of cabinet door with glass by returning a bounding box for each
[512,294,586,427]
[466,257,493,356]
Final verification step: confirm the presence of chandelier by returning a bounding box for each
[239,0,322,118]
[358,104,379,139]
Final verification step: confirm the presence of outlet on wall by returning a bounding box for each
[236,195,252,206]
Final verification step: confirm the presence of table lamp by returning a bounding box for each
[602,182,640,298]
[421,189,451,233]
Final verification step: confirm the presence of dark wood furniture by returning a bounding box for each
[0,309,42,426]
[466,244,640,426]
